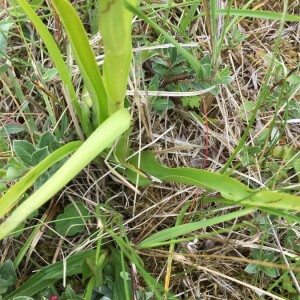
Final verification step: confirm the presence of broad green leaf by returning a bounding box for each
[51,0,108,125]
[4,158,27,181]
[31,147,49,165]
[214,66,233,84]
[0,260,17,295]
[39,132,60,152]
[99,0,137,114]
[244,263,259,274]
[55,202,90,237]
[0,109,131,240]
[42,68,58,81]
[0,63,10,74]
[263,266,280,278]
[0,183,6,193]
[182,96,201,108]
[1,123,24,135]
[126,151,300,211]
[152,98,175,113]
[137,208,252,249]
[13,140,36,166]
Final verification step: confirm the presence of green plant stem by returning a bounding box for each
[99,0,137,115]
[51,0,109,126]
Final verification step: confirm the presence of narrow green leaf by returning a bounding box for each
[51,0,108,125]
[137,208,253,249]
[138,4,300,22]
[108,231,175,299]
[126,151,300,211]
[4,250,96,299]
[216,8,300,22]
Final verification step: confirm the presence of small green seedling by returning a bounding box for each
[244,249,280,278]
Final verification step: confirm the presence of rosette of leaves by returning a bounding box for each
[1,132,63,190]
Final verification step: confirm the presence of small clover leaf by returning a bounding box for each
[55,202,90,237]
[182,96,201,109]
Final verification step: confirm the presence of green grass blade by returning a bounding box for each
[138,4,300,22]
[210,0,217,64]
[13,214,47,269]
[4,250,96,299]
[0,109,131,240]
[126,151,300,211]
[14,0,86,133]
[0,141,82,219]
[215,0,233,65]
[221,1,288,172]
[108,229,175,299]
[109,247,133,300]
[216,8,300,22]
[213,198,300,224]
[137,208,253,249]
[51,0,108,125]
